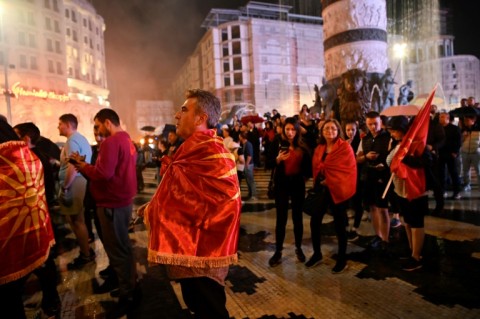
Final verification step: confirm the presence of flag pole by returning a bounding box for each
[382,173,394,199]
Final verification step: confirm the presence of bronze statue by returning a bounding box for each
[339,69,371,126]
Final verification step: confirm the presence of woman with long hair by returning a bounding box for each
[307,119,357,273]
[269,117,311,267]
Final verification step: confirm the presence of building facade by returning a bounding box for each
[171,1,324,119]
[0,0,109,142]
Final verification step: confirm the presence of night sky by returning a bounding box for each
[91,0,479,131]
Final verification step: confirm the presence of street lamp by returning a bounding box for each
[0,5,12,124]
[393,43,407,85]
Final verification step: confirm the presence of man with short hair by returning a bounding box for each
[239,131,257,200]
[139,89,241,318]
[356,111,391,250]
[460,115,480,192]
[57,113,93,269]
[72,109,138,317]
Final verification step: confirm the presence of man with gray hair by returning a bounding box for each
[139,89,241,318]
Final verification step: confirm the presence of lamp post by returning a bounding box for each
[393,43,407,86]
[0,5,12,123]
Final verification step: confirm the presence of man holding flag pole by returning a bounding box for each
[385,85,437,271]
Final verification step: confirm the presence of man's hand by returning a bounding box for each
[137,203,149,218]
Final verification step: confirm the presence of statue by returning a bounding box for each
[219,103,256,125]
[315,78,337,119]
[380,68,396,108]
[310,84,323,115]
[397,80,414,105]
[339,69,371,127]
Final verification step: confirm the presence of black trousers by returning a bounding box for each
[310,188,348,261]
[180,277,229,319]
[274,176,305,251]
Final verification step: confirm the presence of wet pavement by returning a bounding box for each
[24,168,480,318]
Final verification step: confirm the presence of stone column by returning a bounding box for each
[321,0,388,81]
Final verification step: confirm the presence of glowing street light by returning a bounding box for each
[0,4,12,124]
[393,43,407,84]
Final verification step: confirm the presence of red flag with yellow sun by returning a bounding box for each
[0,141,55,284]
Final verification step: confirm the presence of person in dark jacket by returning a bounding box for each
[438,111,462,200]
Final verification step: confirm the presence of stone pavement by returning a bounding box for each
[24,168,480,318]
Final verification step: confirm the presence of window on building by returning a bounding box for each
[232,41,241,55]
[30,56,38,70]
[73,30,78,42]
[19,32,26,45]
[54,20,60,33]
[96,27,99,35]
[223,60,230,72]
[452,63,456,70]
[45,17,52,30]
[66,28,70,36]
[222,44,229,56]
[438,45,444,58]
[48,60,54,73]
[65,9,70,18]
[68,67,73,76]
[52,0,59,12]
[28,34,36,48]
[47,38,53,51]
[231,25,240,39]
[44,0,50,9]
[18,10,26,24]
[83,18,87,27]
[28,12,35,26]
[88,19,92,31]
[233,57,242,70]
[72,11,77,22]
[234,73,243,85]
[222,28,228,42]
[90,39,93,49]
[55,40,61,53]
[224,91,231,102]
[56,61,63,74]
[224,76,231,86]
[20,55,28,68]
[234,89,243,101]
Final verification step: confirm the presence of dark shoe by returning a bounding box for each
[347,230,359,242]
[305,254,323,268]
[450,193,461,200]
[41,297,61,317]
[332,260,348,274]
[295,248,306,262]
[368,235,383,250]
[99,265,115,279]
[402,257,422,271]
[268,251,282,267]
[94,277,119,294]
[109,288,120,298]
[67,248,95,270]
[106,298,134,319]
[390,218,402,228]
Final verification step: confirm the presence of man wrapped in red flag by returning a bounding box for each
[138,89,241,319]
[386,86,437,271]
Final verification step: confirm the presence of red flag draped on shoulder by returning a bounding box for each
[390,85,437,201]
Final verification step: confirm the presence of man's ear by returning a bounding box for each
[196,113,208,126]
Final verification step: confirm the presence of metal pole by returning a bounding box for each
[0,11,11,123]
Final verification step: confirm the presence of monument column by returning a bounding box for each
[321,0,388,82]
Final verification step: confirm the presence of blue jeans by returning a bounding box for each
[461,152,480,189]
[97,205,135,299]
[244,164,257,198]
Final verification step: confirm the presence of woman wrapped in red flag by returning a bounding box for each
[386,116,432,271]
[308,119,357,273]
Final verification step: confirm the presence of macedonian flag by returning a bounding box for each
[144,129,241,268]
[0,141,55,284]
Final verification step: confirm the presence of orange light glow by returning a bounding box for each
[11,82,70,102]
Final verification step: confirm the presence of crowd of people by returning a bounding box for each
[1,91,479,318]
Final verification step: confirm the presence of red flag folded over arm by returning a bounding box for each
[389,86,437,201]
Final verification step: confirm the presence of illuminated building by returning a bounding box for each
[0,0,109,142]
[171,1,325,118]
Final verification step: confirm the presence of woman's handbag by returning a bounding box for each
[303,177,326,216]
